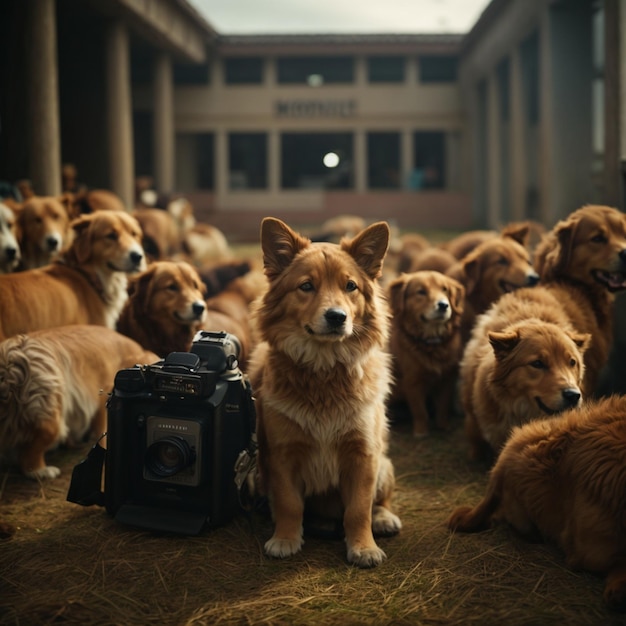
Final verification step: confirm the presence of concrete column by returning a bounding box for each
[27,0,61,196]
[105,19,134,209]
[487,72,501,228]
[354,129,367,192]
[510,46,526,222]
[401,128,413,188]
[268,130,280,192]
[153,52,174,193]
[538,7,554,225]
[215,129,228,203]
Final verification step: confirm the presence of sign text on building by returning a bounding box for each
[275,99,357,118]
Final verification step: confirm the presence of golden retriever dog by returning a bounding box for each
[16,196,71,269]
[0,325,158,479]
[387,270,465,436]
[394,231,431,274]
[440,229,497,260]
[0,210,145,341]
[117,260,207,357]
[248,217,402,567]
[461,300,590,463]
[447,394,626,610]
[132,207,181,261]
[0,202,20,273]
[182,222,233,265]
[446,223,540,343]
[403,246,457,275]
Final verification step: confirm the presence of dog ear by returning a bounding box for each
[461,257,479,296]
[569,331,592,354]
[448,278,465,314]
[501,222,530,247]
[343,221,390,279]
[71,215,94,264]
[260,217,310,281]
[489,330,520,359]
[387,275,408,314]
[130,265,157,314]
[534,217,576,280]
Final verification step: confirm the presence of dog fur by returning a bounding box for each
[247,217,401,568]
[117,260,207,357]
[447,394,626,610]
[0,325,158,479]
[0,210,145,341]
[16,196,71,269]
[0,202,20,273]
[387,270,465,436]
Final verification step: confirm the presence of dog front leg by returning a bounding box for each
[340,454,386,568]
[264,460,305,559]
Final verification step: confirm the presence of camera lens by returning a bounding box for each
[145,436,196,477]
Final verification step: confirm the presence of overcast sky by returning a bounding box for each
[189,0,492,34]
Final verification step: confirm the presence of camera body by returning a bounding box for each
[105,330,253,535]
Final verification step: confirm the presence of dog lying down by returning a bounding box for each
[0,325,158,479]
[448,394,626,610]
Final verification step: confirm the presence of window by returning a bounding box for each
[411,131,445,189]
[173,63,210,85]
[175,133,214,190]
[367,56,405,83]
[224,57,263,84]
[277,57,354,85]
[228,133,267,189]
[281,133,353,189]
[367,132,401,189]
[419,55,458,83]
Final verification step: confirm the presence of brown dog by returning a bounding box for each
[447,223,540,343]
[0,325,158,479]
[248,217,401,567]
[0,202,20,273]
[387,270,465,436]
[0,210,145,341]
[16,196,71,269]
[117,260,207,357]
[447,394,626,610]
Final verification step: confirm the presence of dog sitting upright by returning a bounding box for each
[248,217,402,568]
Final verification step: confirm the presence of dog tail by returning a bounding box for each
[446,473,502,533]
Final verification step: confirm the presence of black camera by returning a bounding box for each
[67,330,256,536]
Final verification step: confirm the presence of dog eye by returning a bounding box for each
[299,281,314,292]
[346,280,357,292]
[416,288,427,296]
[167,283,179,292]
[497,257,509,266]
[106,231,119,241]
[591,233,607,243]
[570,358,577,367]
[530,359,545,369]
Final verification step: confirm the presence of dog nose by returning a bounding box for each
[325,307,347,328]
[192,301,205,317]
[5,247,17,260]
[527,272,540,286]
[130,251,143,266]
[562,388,581,407]
[620,248,626,264]
[46,236,59,251]
[437,300,449,313]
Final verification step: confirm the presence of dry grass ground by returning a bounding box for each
[1,234,625,626]
[1,411,623,626]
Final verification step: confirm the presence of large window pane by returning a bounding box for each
[367,56,405,83]
[277,57,354,84]
[224,57,263,84]
[228,133,267,189]
[367,132,401,188]
[419,55,458,83]
[281,133,353,189]
[411,131,446,189]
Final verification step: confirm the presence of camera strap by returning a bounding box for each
[66,434,107,507]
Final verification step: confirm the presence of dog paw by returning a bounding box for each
[264,535,304,558]
[347,545,387,568]
[447,506,474,531]
[25,466,61,480]
[372,506,402,536]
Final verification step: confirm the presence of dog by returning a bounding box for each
[132,207,182,261]
[0,202,20,273]
[117,260,207,357]
[16,196,71,269]
[182,222,233,265]
[0,325,158,479]
[447,394,626,610]
[247,217,402,567]
[461,304,590,463]
[387,270,465,436]
[0,210,145,341]
[446,223,540,343]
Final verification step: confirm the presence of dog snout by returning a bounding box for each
[130,250,144,267]
[192,301,206,318]
[619,248,626,264]
[324,307,347,328]
[562,388,581,408]
[5,246,17,261]
[436,300,449,314]
[46,235,60,251]
[526,272,540,286]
